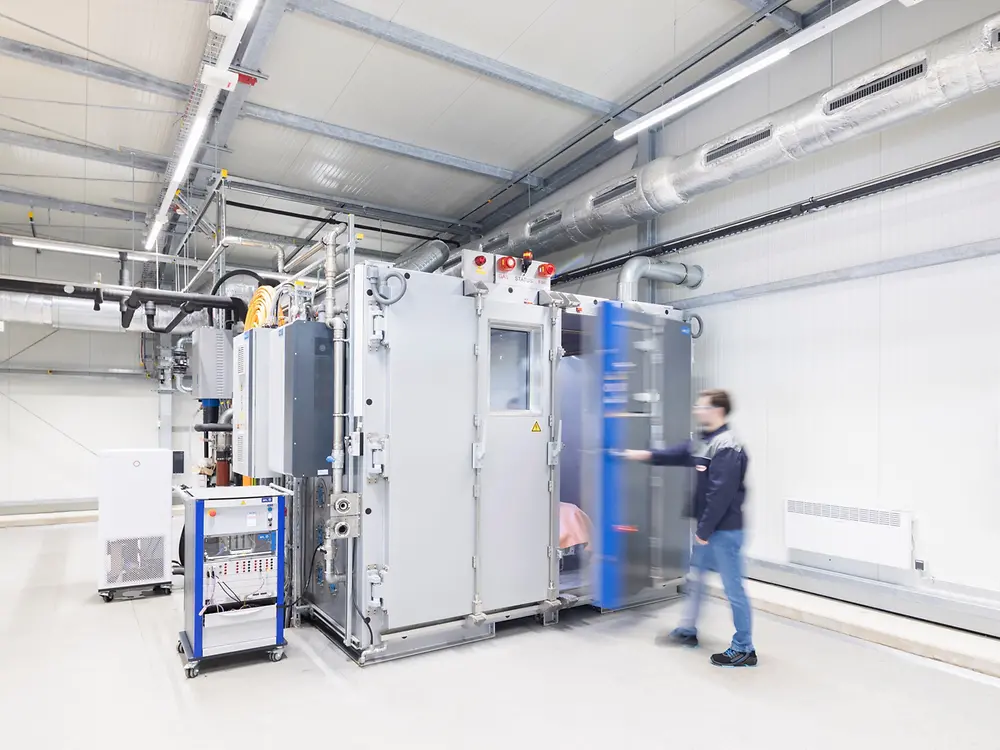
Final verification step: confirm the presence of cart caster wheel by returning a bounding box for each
[101,592,114,603]
[185,666,199,679]
[269,651,284,663]
[156,585,172,595]
[176,641,184,655]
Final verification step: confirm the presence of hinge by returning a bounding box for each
[549,349,556,362]
[474,343,480,357]
[472,442,485,469]
[472,556,478,569]
[546,546,554,559]
[473,414,480,428]
[547,479,554,492]
[473,483,480,499]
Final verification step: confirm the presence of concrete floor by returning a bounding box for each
[2,522,996,749]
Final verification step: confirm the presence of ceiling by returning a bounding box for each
[0,0,818,272]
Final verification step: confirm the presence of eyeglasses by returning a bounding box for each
[692,404,718,411]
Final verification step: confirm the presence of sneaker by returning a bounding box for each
[655,629,699,648]
[710,648,758,668]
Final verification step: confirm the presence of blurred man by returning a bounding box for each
[620,389,755,668]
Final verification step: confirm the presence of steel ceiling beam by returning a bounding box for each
[734,0,802,32]
[288,0,638,122]
[0,129,168,174]
[0,36,188,100]
[0,35,541,189]
[0,188,143,223]
[224,176,481,233]
[0,187,327,248]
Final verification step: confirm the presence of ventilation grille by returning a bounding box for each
[236,344,246,376]
[482,234,509,253]
[593,176,639,209]
[705,127,773,164]
[105,536,166,585]
[825,61,927,114]
[528,210,562,236]
[786,499,901,527]
[235,433,246,466]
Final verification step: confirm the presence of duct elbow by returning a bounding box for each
[617,257,703,301]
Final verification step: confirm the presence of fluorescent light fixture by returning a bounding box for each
[10,234,183,265]
[615,0,896,141]
[144,219,164,250]
[172,115,209,183]
[236,0,260,23]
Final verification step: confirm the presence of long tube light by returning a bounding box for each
[614,0,901,141]
[11,235,197,266]
[143,0,259,252]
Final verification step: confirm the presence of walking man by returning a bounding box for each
[621,389,756,668]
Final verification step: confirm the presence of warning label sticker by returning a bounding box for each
[531,422,542,433]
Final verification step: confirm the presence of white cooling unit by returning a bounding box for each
[784,500,913,570]
[97,449,173,601]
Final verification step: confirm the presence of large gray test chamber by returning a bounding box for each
[256,249,696,664]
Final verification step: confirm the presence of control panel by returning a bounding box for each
[460,249,556,304]
[201,502,280,611]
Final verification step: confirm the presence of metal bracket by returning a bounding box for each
[346,430,362,457]
[537,290,580,308]
[367,567,386,613]
[369,312,386,351]
[472,441,485,470]
[366,434,388,481]
[463,280,490,298]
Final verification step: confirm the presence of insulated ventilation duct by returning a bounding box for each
[0,292,210,334]
[393,239,450,273]
[467,13,1000,259]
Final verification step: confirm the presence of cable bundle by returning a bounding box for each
[244,285,276,330]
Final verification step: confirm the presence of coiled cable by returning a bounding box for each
[245,286,276,330]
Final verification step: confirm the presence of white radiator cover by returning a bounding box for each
[784,500,914,570]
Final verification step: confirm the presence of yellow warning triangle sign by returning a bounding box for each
[531,421,542,433]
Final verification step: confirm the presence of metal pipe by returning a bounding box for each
[220,407,234,424]
[182,239,230,292]
[672,237,1000,310]
[617,256,703,301]
[276,245,285,274]
[323,231,339,322]
[173,172,223,257]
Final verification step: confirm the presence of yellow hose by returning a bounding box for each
[244,286,275,330]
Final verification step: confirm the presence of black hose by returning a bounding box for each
[210,269,265,296]
[208,269,265,325]
[194,423,232,433]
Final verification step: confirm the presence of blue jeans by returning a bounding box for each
[676,528,754,652]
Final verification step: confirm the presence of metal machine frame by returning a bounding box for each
[176,486,287,678]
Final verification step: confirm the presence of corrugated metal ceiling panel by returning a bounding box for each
[223,118,497,217]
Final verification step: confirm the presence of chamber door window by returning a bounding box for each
[490,328,535,411]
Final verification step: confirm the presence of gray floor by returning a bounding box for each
[3,522,996,749]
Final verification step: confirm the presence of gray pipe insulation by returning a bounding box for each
[464,13,1000,280]
[0,291,212,334]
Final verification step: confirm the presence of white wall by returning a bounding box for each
[0,247,204,509]
[515,0,1000,595]
[657,0,1000,595]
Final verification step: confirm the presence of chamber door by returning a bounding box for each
[592,301,692,610]
[475,299,558,613]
